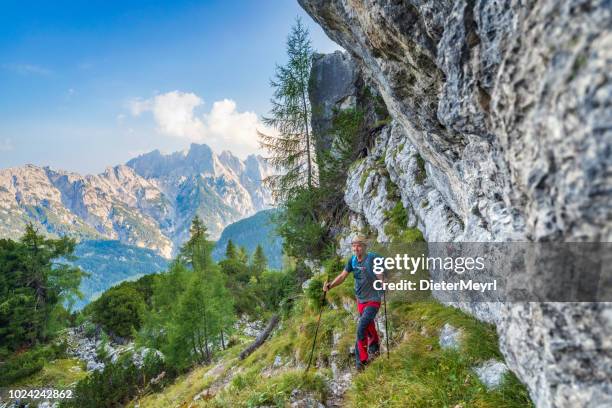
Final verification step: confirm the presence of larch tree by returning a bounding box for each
[259,17,316,202]
[161,216,234,368]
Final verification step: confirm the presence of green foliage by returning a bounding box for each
[212,209,283,269]
[346,301,533,408]
[0,343,66,386]
[219,371,328,407]
[384,202,425,243]
[139,216,235,371]
[255,269,300,313]
[275,187,335,260]
[65,352,169,408]
[415,153,427,185]
[225,239,237,260]
[131,292,534,408]
[325,108,364,181]
[251,244,267,276]
[237,246,249,265]
[0,224,86,352]
[259,17,316,201]
[85,284,146,339]
[305,274,327,311]
[138,262,191,352]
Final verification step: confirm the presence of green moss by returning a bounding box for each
[359,167,371,190]
[348,157,365,173]
[372,117,392,128]
[383,202,425,244]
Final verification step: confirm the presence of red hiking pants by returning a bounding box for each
[356,301,380,363]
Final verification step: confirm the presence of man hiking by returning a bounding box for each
[323,235,384,370]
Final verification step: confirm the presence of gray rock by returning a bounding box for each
[439,323,462,350]
[290,389,326,408]
[473,359,509,389]
[309,51,360,154]
[299,1,612,406]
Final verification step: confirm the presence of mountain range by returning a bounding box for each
[0,143,274,258]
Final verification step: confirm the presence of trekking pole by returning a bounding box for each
[305,289,326,372]
[383,289,390,359]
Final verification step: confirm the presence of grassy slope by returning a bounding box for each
[11,358,88,389]
[131,277,533,408]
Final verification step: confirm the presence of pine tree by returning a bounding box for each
[237,246,249,265]
[251,245,267,276]
[225,239,237,260]
[0,223,85,350]
[259,17,315,202]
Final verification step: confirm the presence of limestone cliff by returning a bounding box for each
[301,1,611,406]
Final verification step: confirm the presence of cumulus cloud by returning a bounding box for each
[127,91,272,158]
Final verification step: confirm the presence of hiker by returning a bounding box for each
[323,235,384,370]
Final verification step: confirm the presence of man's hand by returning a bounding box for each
[323,281,331,292]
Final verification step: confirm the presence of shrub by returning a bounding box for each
[86,285,145,339]
[0,345,64,386]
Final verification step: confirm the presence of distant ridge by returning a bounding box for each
[0,143,274,258]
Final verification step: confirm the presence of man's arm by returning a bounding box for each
[323,270,349,292]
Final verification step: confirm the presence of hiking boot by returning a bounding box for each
[356,359,369,372]
[368,342,380,359]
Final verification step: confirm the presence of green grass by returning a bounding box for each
[12,358,88,388]
[383,201,425,243]
[415,154,427,185]
[131,284,533,408]
[214,370,328,408]
[345,301,534,408]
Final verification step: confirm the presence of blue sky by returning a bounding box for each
[0,0,340,174]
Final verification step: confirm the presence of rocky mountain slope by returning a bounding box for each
[299,1,611,407]
[70,240,170,309]
[0,144,274,257]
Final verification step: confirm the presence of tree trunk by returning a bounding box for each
[239,314,280,360]
[301,85,312,189]
[202,309,211,362]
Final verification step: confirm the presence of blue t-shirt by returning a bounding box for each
[345,252,383,303]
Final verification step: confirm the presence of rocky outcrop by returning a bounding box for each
[301,1,611,406]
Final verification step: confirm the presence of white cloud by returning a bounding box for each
[127,91,272,158]
[0,138,13,152]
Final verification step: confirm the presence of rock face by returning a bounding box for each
[301,1,611,406]
[0,143,273,257]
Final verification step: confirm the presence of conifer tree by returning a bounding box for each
[225,239,237,260]
[251,245,267,275]
[147,217,234,368]
[237,246,249,265]
[0,223,85,350]
[259,17,315,202]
